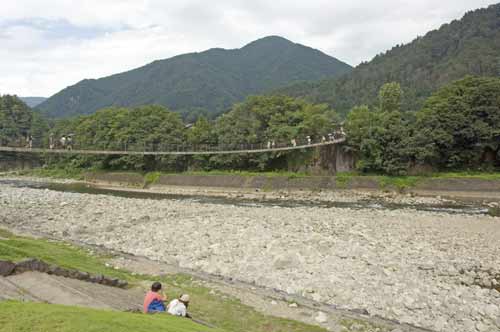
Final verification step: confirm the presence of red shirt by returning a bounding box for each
[143,291,165,313]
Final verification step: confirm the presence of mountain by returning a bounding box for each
[20,97,47,108]
[36,36,352,118]
[276,4,500,116]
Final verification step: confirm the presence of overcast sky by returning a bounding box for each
[1,0,496,97]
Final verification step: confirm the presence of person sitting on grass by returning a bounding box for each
[167,294,191,318]
[143,282,168,313]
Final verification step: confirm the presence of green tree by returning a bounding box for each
[49,105,188,171]
[187,117,216,170]
[413,76,500,169]
[345,87,411,175]
[210,95,340,171]
[0,95,48,147]
[379,82,403,113]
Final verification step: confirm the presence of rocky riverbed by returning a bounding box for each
[1,182,499,332]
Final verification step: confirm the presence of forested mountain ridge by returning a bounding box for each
[36,36,352,119]
[276,3,500,116]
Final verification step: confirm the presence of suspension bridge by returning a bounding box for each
[0,138,346,156]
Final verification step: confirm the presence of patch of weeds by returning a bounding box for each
[144,172,161,187]
[431,171,500,180]
[335,173,353,189]
[377,176,421,192]
[487,207,500,217]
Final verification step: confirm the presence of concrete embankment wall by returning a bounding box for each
[0,152,41,171]
[83,172,500,194]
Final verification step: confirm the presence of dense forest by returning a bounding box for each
[0,95,47,147]
[276,3,500,116]
[36,36,352,119]
[345,76,500,174]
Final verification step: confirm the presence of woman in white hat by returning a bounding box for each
[167,294,191,318]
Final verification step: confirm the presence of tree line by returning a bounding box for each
[1,75,499,174]
[345,76,500,174]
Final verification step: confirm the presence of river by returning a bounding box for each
[0,178,499,332]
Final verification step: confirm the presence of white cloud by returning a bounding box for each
[0,0,496,96]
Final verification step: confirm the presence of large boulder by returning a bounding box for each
[0,260,15,276]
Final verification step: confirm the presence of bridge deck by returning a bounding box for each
[0,139,345,156]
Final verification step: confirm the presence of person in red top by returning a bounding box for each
[143,282,168,313]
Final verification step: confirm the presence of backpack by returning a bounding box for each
[147,299,166,313]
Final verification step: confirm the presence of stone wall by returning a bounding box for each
[0,152,41,171]
[0,258,128,288]
[84,171,500,196]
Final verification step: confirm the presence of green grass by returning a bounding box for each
[488,207,500,217]
[0,229,328,332]
[144,172,162,186]
[0,301,224,332]
[429,171,500,180]
[334,171,500,191]
[377,176,422,191]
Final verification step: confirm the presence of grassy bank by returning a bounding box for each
[0,229,328,332]
[0,301,224,332]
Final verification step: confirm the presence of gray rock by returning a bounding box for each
[116,280,128,288]
[315,311,328,323]
[475,322,489,332]
[0,260,15,276]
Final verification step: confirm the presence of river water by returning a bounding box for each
[0,178,490,216]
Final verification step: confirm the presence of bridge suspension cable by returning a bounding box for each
[0,138,346,156]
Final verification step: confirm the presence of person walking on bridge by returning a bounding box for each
[26,134,33,149]
[49,134,54,150]
[60,135,67,149]
[67,135,74,150]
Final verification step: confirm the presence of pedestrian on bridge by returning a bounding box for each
[26,135,33,149]
[67,135,74,150]
[60,135,67,149]
[307,136,312,145]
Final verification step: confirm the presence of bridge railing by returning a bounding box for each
[0,135,347,154]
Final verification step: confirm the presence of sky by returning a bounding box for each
[1,0,496,97]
